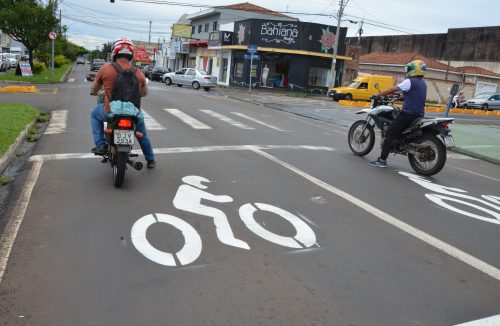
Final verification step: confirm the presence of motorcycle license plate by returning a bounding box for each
[114,130,134,145]
[443,134,455,148]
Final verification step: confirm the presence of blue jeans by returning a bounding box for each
[91,103,155,161]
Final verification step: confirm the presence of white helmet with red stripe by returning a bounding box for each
[111,37,135,61]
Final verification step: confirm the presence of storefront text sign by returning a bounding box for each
[260,22,299,45]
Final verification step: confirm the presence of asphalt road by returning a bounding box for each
[0,65,499,326]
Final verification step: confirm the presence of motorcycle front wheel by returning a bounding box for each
[348,120,375,156]
[408,134,446,176]
[113,151,128,187]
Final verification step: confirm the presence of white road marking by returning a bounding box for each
[249,146,500,281]
[449,165,500,183]
[44,110,68,134]
[29,145,336,162]
[131,213,202,266]
[0,160,43,283]
[239,203,317,248]
[201,109,255,129]
[447,153,478,160]
[454,314,500,325]
[164,108,211,129]
[142,110,165,130]
[68,78,75,83]
[231,112,287,131]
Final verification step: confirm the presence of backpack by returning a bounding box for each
[110,62,141,110]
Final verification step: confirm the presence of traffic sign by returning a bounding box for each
[247,45,258,54]
[244,54,260,60]
[48,31,57,40]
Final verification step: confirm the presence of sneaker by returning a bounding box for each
[91,143,106,155]
[147,160,156,169]
[368,158,387,168]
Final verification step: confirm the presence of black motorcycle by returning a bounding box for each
[347,95,455,176]
[93,91,143,187]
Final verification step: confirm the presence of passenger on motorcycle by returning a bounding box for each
[368,59,427,168]
[90,37,156,168]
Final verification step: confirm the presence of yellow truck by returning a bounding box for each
[327,75,395,101]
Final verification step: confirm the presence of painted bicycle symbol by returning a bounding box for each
[131,176,318,267]
[399,172,500,224]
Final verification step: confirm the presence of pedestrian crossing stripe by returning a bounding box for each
[142,109,166,130]
[164,109,212,129]
[200,109,255,130]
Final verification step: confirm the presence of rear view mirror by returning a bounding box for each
[374,83,380,91]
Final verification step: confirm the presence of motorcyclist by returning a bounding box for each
[90,37,156,168]
[368,59,427,168]
[453,91,465,108]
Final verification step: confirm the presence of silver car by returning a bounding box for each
[464,93,500,110]
[162,68,217,91]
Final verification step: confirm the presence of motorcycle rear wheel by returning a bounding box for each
[113,151,128,187]
[408,134,446,176]
[348,120,375,156]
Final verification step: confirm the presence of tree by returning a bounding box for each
[0,0,59,68]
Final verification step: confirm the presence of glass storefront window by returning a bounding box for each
[233,59,244,78]
[308,67,331,87]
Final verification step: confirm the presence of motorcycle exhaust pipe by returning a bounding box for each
[127,159,143,170]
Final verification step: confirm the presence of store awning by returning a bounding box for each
[189,40,208,47]
[220,45,352,60]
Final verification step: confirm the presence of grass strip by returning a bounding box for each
[0,103,39,156]
[0,64,72,84]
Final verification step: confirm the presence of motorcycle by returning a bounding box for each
[347,93,455,176]
[93,90,144,187]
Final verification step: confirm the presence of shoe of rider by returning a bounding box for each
[147,160,155,169]
[89,36,155,163]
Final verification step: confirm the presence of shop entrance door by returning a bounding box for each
[274,62,289,88]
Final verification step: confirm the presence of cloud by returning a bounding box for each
[67,34,110,51]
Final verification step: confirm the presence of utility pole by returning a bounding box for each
[148,20,152,46]
[357,19,364,46]
[329,0,350,88]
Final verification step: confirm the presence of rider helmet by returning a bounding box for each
[111,37,135,61]
[405,59,426,78]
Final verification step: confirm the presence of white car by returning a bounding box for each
[0,54,9,72]
[162,68,217,91]
[2,53,18,68]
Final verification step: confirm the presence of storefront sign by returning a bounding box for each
[209,31,235,47]
[260,22,299,45]
[172,24,192,38]
[233,19,347,55]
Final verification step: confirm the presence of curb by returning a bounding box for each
[451,147,500,166]
[0,120,36,175]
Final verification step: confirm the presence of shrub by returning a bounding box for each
[32,62,46,74]
[54,54,67,68]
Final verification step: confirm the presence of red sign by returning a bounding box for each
[133,47,152,61]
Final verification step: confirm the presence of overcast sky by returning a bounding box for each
[59,0,499,50]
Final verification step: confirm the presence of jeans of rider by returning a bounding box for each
[380,111,420,160]
[90,103,155,161]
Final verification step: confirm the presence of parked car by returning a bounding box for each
[2,53,18,68]
[76,57,85,65]
[162,68,217,91]
[148,67,168,81]
[90,59,106,71]
[463,93,500,110]
[141,65,153,77]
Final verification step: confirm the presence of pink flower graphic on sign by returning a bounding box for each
[320,27,336,53]
[238,24,246,44]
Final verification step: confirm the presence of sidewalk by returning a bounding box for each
[213,87,500,165]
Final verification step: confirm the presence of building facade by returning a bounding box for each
[219,19,348,90]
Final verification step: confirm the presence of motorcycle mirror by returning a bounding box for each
[374,83,380,91]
